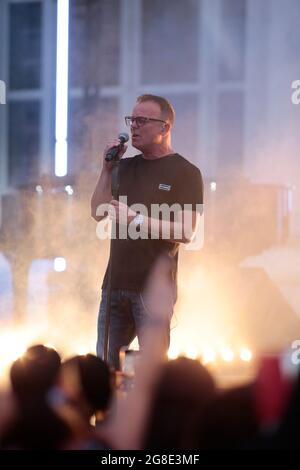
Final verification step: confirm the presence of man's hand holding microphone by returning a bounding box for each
[103,132,129,171]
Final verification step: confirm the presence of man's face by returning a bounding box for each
[130,101,166,150]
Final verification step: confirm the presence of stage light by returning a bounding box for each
[0,79,6,105]
[221,347,234,362]
[0,334,27,367]
[44,343,57,351]
[55,0,69,177]
[240,348,252,362]
[210,181,217,192]
[167,346,179,360]
[185,346,198,360]
[53,257,66,272]
[0,329,37,384]
[77,346,91,356]
[65,185,73,195]
[202,347,216,364]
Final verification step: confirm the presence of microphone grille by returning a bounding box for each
[118,132,129,143]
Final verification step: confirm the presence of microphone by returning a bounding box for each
[105,132,129,162]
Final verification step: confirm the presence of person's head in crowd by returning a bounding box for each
[143,357,216,449]
[60,354,113,421]
[2,344,71,449]
[10,344,61,403]
[201,383,259,449]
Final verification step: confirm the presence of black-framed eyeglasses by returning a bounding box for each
[125,116,166,128]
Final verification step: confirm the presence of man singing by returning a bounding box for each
[91,95,203,369]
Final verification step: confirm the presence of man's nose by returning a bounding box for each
[131,119,138,130]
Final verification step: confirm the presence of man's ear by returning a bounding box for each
[161,122,170,135]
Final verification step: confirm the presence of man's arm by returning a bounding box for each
[90,139,127,221]
[109,200,200,244]
[141,209,200,244]
[91,169,112,222]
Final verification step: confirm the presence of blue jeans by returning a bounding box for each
[96,288,171,369]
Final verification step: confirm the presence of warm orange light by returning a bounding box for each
[185,346,199,360]
[167,346,179,360]
[202,347,216,364]
[240,348,252,362]
[221,347,234,362]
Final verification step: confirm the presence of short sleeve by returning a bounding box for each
[175,166,203,214]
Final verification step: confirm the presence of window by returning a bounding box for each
[68,0,121,175]
[9,2,42,90]
[7,1,42,187]
[215,0,247,175]
[68,96,119,174]
[167,93,199,165]
[142,0,199,84]
[69,0,121,88]
[218,0,246,82]
[8,101,40,186]
[216,91,244,175]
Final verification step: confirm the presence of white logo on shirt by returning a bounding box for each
[159,184,171,191]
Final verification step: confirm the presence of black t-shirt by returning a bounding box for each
[102,153,203,291]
